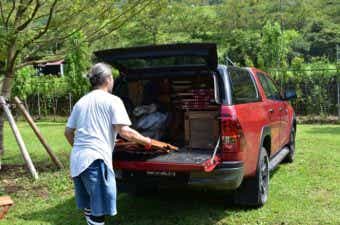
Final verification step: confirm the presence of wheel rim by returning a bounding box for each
[260,155,269,203]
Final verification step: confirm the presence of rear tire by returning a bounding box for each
[234,147,269,207]
[283,127,295,163]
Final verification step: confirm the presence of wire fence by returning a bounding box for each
[269,68,340,117]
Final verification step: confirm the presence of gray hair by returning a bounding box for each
[87,63,113,88]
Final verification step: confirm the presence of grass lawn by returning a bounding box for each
[0,122,339,225]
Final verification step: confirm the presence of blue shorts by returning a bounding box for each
[73,159,117,216]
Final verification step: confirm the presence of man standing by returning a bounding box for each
[64,63,152,225]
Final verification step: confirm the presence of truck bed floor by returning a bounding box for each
[113,148,213,164]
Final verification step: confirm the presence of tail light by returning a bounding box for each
[220,107,244,161]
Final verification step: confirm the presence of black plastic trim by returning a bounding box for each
[216,161,244,169]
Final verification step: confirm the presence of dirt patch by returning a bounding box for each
[0,163,54,196]
[33,185,49,199]
[1,178,24,194]
[297,115,340,124]
[0,164,28,178]
[5,184,23,194]
[0,161,60,179]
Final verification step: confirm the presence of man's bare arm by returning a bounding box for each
[64,127,76,146]
[114,125,151,146]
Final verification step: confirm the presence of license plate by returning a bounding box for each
[146,171,176,177]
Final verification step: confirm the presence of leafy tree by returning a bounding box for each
[258,21,284,69]
[64,32,90,100]
[0,0,156,158]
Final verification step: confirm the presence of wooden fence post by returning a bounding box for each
[68,93,72,114]
[337,81,340,120]
[37,92,41,118]
[0,96,39,180]
[14,97,64,169]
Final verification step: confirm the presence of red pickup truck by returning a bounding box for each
[94,43,297,207]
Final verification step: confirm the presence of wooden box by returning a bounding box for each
[184,111,219,149]
[0,196,13,220]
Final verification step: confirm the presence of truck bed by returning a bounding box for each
[113,148,213,164]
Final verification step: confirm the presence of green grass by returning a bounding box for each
[0,122,339,225]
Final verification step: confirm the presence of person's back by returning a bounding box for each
[69,89,130,178]
[65,63,153,225]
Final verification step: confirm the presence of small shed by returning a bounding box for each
[35,60,64,76]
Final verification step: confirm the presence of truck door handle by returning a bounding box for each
[279,107,283,111]
[269,109,274,113]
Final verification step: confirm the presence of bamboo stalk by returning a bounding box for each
[14,96,64,169]
[0,96,39,180]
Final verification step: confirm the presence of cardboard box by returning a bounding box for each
[184,111,219,149]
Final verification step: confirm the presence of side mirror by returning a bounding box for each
[283,88,297,101]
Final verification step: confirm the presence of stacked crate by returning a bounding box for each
[170,80,219,149]
[171,80,217,111]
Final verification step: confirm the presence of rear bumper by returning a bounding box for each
[188,161,244,190]
[116,161,244,191]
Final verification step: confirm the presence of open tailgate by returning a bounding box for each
[113,149,222,173]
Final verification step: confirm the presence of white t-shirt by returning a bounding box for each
[67,89,131,177]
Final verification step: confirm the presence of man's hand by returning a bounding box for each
[114,125,178,151]
[114,125,151,148]
[64,127,75,146]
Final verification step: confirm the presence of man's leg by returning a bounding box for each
[73,176,91,223]
[80,160,116,224]
[86,215,105,225]
[84,208,91,221]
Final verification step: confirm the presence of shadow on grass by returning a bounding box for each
[0,161,62,176]
[19,188,256,225]
[270,165,281,178]
[34,122,66,127]
[304,125,340,135]
[19,197,84,224]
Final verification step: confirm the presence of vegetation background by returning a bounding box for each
[0,1,339,224]
[5,0,340,118]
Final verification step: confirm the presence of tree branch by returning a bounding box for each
[25,1,142,46]
[20,43,44,62]
[13,0,57,64]
[30,7,66,22]
[16,0,41,32]
[87,0,154,43]
[0,1,5,24]
[5,0,16,27]
[85,0,145,39]
[19,0,58,52]
[14,0,29,27]
[19,0,34,16]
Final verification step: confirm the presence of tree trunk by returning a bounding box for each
[0,71,15,161]
[0,43,17,162]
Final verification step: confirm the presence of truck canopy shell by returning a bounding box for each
[94,43,218,79]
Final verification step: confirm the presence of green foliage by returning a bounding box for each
[105,0,339,65]
[7,0,340,117]
[222,29,261,67]
[12,66,69,99]
[12,67,36,99]
[259,22,285,69]
[275,57,338,116]
[64,32,90,100]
